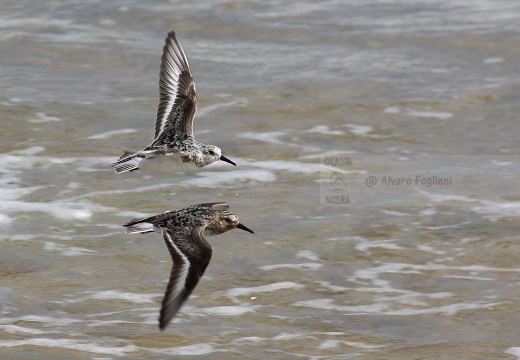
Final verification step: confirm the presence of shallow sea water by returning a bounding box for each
[1,1,520,359]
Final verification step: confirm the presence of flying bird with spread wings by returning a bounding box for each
[124,202,254,330]
[112,31,236,174]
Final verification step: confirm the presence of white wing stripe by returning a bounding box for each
[157,43,182,138]
[163,231,190,303]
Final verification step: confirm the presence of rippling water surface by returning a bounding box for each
[1,1,520,359]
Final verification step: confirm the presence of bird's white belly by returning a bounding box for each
[139,156,198,172]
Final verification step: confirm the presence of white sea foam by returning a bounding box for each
[0,200,113,221]
[0,186,44,201]
[259,263,322,271]
[0,234,36,241]
[196,98,247,117]
[44,242,96,256]
[419,189,520,218]
[0,338,138,356]
[418,191,479,204]
[491,159,513,166]
[243,159,328,174]
[384,106,453,119]
[293,298,500,316]
[419,208,437,216]
[505,347,520,359]
[238,131,287,145]
[60,183,177,203]
[50,208,94,221]
[473,200,520,217]
[227,282,304,301]
[197,305,260,316]
[115,210,151,219]
[380,209,414,216]
[86,128,137,139]
[231,336,266,344]
[0,150,118,222]
[75,157,118,172]
[343,124,391,139]
[232,332,303,345]
[344,124,373,136]
[483,57,503,64]
[415,244,446,255]
[28,112,62,123]
[87,290,156,304]
[86,307,158,318]
[270,332,304,341]
[354,239,404,252]
[284,261,520,318]
[85,319,133,327]
[298,149,359,160]
[352,263,520,283]
[296,250,319,261]
[317,281,349,292]
[319,339,387,350]
[53,290,157,307]
[2,315,82,326]
[406,110,453,119]
[348,262,520,301]
[422,221,472,230]
[238,131,321,151]
[233,331,372,351]
[0,324,49,335]
[384,106,401,114]
[0,287,13,311]
[443,274,494,281]
[9,146,46,156]
[99,18,116,26]
[306,125,344,135]
[0,151,112,172]
[151,343,216,356]
[0,213,13,224]
[182,169,276,187]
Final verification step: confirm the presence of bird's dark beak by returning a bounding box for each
[237,223,254,234]
[220,155,236,166]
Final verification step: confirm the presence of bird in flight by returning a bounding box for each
[124,202,254,330]
[113,31,236,174]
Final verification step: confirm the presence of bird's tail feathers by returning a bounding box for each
[125,220,155,234]
[112,151,140,173]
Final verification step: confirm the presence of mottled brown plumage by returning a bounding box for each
[124,202,253,331]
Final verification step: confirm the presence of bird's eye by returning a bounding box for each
[209,150,215,155]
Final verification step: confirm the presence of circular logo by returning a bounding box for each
[365,176,377,187]
[324,171,352,192]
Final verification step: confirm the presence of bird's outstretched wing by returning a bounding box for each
[154,31,197,141]
[159,226,212,330]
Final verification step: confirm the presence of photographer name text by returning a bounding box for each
[366,175,452,188]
